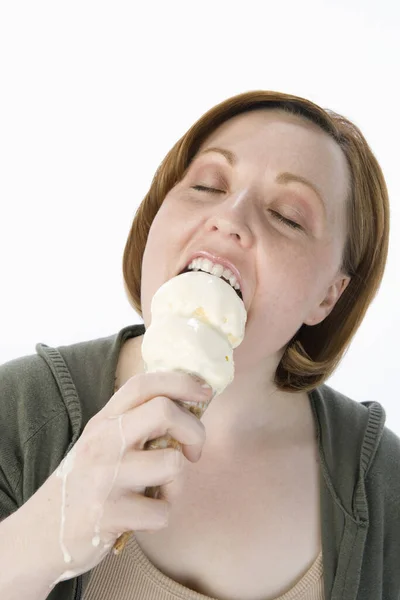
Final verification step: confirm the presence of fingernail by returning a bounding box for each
[190,373,204,384]
[201,383,213,394]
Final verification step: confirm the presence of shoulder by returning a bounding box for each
[0,352,71,510]
[312,384,386,459]
[368,423,400,498]
[365,422,400,588]
[0,352,68,437]
[314,383,381,419]
[0,324,143,508]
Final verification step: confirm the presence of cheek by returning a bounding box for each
[140,224,167,318]
[143,199,179,265]
[261,244,313,285]
[140,203,186,323]
[255,250,321,316]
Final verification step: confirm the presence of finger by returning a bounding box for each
[108,493,170,534]
[116,447,184,491]
[100,371,212,418]
[113,396,206,457]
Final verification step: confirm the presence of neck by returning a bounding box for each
[116,334,314,458]
[199,365,312,453]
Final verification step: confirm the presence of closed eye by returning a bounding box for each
[192,185,220,193]
[191,185,303,231]
[268,210,303,231]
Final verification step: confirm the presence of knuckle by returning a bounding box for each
[159,500,171,525]
[132,372,145,390]
[79,433,103,463]
[198,422,207,445]
[85,414,101,433]
[125,372,143,398]
[79,417,113,461]
[164,449,183,471]
[157,395,175,420]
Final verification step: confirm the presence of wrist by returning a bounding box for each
[2,494,65,590]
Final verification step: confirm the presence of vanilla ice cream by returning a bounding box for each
[141,270,247,395]
[113,270,247,554]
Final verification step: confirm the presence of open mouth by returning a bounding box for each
[179,266,243,301]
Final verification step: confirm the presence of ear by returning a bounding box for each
[303,275,351,326]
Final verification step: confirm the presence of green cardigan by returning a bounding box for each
[0,323,399,600]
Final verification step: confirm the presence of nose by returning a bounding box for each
[205,189,253,247]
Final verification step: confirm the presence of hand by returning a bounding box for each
[20,371,211,587]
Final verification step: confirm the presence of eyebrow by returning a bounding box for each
[198,146,327,218]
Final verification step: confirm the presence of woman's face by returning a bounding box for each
[140,108,351,372]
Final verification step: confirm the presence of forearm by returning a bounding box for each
[0,505,60,600]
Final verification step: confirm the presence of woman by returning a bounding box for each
[0,90,398,600]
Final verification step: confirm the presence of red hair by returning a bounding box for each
[122,90,390,393]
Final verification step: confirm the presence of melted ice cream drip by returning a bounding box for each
[92,413,127,547]
[50,413,127,588]
[55,445,77,564]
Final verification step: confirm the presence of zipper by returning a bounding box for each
[73,576,83,600]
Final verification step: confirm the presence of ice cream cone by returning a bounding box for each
[112,271,246,555]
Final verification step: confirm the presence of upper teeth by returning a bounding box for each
[187,258,242,293]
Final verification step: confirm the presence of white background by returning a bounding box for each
[1,1,399,434]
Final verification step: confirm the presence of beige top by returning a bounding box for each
[82,534,324,600]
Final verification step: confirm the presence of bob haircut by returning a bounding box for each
[122,90,390,393]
